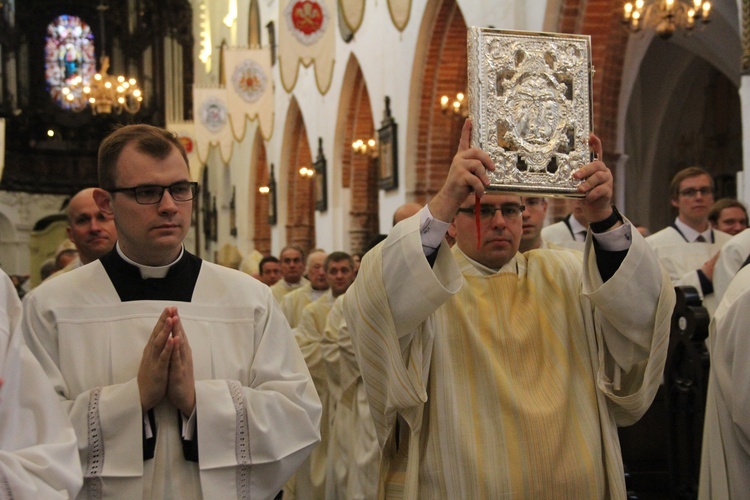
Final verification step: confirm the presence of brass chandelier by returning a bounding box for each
[622,0,711,39]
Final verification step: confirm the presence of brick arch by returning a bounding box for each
[282,98,315,253]
[411,0,467,205]
[251,128,271,255]
[544,0,628,222]
[338,54,379,253]
[556,0,628,159]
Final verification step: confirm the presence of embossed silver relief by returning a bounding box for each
[468,28,593,197]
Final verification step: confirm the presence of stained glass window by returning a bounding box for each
[45,15,96,109]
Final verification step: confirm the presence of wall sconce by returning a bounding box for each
[352,138,377,157]
[440,92,468,118]
[299,166,315,177]
[258,186,270,194]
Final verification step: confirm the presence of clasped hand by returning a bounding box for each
[137,307,195,416]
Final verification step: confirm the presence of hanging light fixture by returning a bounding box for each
[622,0,711,39]
[61,2,143,114]
[299,166,315,177]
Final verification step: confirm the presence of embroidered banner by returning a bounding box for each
[166,121,201,182]
[387,0,412,32]
[193,87,234,164]
[223,47,275,141]
[339,0,365,34]
[278,0,336,94]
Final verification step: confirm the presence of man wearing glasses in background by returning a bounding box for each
[646,166,732,315]
[22,124,321,499]
[344,119,674,498]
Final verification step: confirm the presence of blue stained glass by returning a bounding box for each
[45,15,96,109]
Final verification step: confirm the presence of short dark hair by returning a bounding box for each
[324,251,353,271]
[98,124,189,189]
[258,255,279,275]
[670,166,713,201]
[708,198,748,224]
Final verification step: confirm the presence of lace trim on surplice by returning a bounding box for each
[85,386,104,499]
[228,380,251,499]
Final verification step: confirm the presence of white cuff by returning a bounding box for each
[419,205,451,256]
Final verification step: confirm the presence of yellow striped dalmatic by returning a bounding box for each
[343,214,674,499]
[285,291,336,500]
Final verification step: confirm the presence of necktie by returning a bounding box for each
[696,235,706,242]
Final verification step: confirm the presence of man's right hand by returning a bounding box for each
[138,307,175,412]
[427,119,494,223]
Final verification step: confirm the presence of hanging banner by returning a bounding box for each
[339,0,365,34]
[223,47,275,141]
[193,87,235,164]
[166,121,201,182]
[278,0,336,94]
[387,0,411,32]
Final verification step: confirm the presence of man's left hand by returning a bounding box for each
[167,309,196,416]
[574,134,615,223]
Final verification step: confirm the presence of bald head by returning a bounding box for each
[66,188,117,264]
[393,202,422,226]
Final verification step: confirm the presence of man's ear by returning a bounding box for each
[93,188,114,217]
[670,197,679,209]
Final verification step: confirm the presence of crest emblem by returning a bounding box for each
[285,0,329,45]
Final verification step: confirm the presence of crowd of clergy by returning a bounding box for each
[1,119,750,499]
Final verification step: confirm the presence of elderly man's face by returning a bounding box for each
[307,252,328,290]
[452,193,523,270]
[67,189,117,264]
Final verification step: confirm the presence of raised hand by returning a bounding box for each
[573,134,616,224]
[428,119,495,223]
[138,307,175,412]
[166,309,195,416]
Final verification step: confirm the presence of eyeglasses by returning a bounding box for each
[456,204,525,220]
[679,187,712,198]
[108,181,198,205]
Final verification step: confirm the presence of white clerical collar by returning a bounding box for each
[116,242,184,279]
[674,217,711,243]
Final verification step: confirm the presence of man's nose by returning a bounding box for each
[158,190,179,212]
[490,209,507,228]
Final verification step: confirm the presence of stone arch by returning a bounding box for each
[408,0,468,205]
[281,97,315,253]
[251,128,272,255]
[337,53,379,253]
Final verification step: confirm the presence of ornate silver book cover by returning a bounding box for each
[467,28,593,198]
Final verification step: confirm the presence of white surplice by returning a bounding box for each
[22,260,321,499]
[699,264,750,499]
[1,269,82,499]
[646,225,731,315]
[712,228,750,305]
